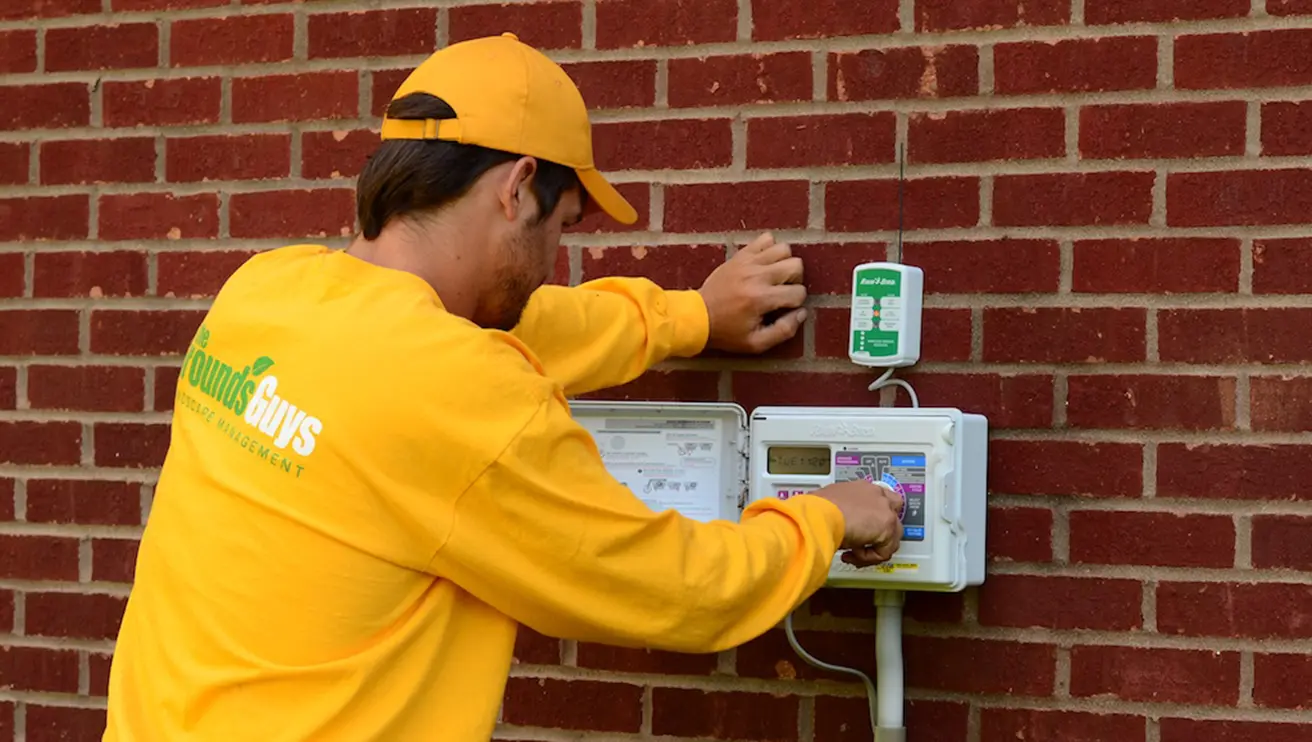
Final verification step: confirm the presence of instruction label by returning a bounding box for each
[851,266,902,359]
[578,417,724,523]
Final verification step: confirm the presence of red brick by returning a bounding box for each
[1177,30,1312,89]
[918,0,1070,30]
[982,710,1145,742]
[1159,582,1312,638]
[104,77,222,128]
[0,142,28,185]
[792,242,887,294]
[232,71,358,123]
[46,23,158,71]
[1253,515,1312,570]
[0,310,80,355]
[580,245,722,290]
[1088,0,1249,22]
[1072,511,1235,568]
[910,108,1065,163]
[27,592,126,639]
[91,309,206,356]
[1159,308,1312,363]
[991,440,1142,497]
[0,253,21,297]
[310,8,436,58]
[1262,101,1312,155]
[995,172,1154,227]
[988,507,1053,563]
[571,183,651,234]
[1159,443,1312,501]
[0,535,80,579]
[814,306,969,361]
[1081,102,1246,159]
[155,365,181,411]
[669,52,812,108]
[907,637,1055,695]
[739,628,876,682]
[1250,376,1312,432]
[597,0,736,48]
[652,688,798,740]
[511,627,558,665]
[0,368,15,409]
[563,60,656,109]
[502,678,641,732]
[828,177,980,231]
[1254,653,1312,709]
[576,643,716,675]
[29,366,145,413]
[100,193,220,241]
[0,0,97,18]
[830,46,979,101]
[28,479,141,526]
[814,590,958,626]
[90,653,112,695]
[1073,237,1240,293]
[995,37,1157,94]
[0,588,10,630]
[984,308,1146,363]
[167,134,291,182]
[0,703,8,741]
[171,15,293,67]
[95,422,171,468]
[1170,169,1312,226]
[93,539,140,583]
[303,130,377,180]
[1072,645,1239,704]
[369,69,411,117]
[115,0,224,8]
[892,373,1053,429]
[0,647,79,693]
[818,698,968,742]
[592,119,733,170]
[451,2,579,49]
[0,30,37,73]
[1272,0,1312,13]
[665,181,809,232]
[26,706,108,742]
[1162,719,1311,742]
[576,369,720,403]
[33,251,148,298]
[158,250,256,298]
[230,189,355,239]
[747,113,896,168]
[979,575,1141,630]
[40,138,156,186]
[1066,375,1237,430]
[902,239,1059,293]
[753,0,899,40]
[0,83,90,130]
[733,372,889,412]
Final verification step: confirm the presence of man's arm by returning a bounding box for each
[427,389,854,653]
[510,233,809,398]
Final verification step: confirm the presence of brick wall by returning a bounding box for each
[2,0,1311,740]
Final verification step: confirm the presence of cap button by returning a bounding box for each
[501,32,519,40]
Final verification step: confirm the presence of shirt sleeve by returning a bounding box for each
[508,278,710,398]
[427,389,846,654]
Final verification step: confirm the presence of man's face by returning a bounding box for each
[478,185,583,331]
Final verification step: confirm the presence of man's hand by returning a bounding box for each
[812,480,904,568]
[697,232,807,354]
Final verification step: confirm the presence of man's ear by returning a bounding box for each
[496,157,539,222]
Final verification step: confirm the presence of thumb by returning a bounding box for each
[749,307,807,350]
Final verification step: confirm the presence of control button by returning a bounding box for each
[854,319,874,331]
[854,308,873,320]
[854,296,875,309]
[879,320,898,331]
[881,297,901,308]
[903,526,925,540]
[881,308,901,322]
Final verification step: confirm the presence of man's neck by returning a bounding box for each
[346,220,484,322]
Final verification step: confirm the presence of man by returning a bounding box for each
[103,33,904,741]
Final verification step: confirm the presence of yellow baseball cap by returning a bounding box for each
[379,32,637,225]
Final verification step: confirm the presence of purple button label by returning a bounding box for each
[835,454,861,465]
[903,483,925,494]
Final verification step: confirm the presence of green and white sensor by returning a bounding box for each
[848,262,923,368]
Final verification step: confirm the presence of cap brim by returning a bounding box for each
[576,167,637,225]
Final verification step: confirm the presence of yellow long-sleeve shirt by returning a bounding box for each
[103,244,846,741]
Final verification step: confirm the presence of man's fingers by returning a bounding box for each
[761,255,804,285]
[754,240,793,265]
[762,283,806,312]
[748,307,806,350]
[739,232,775,254]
